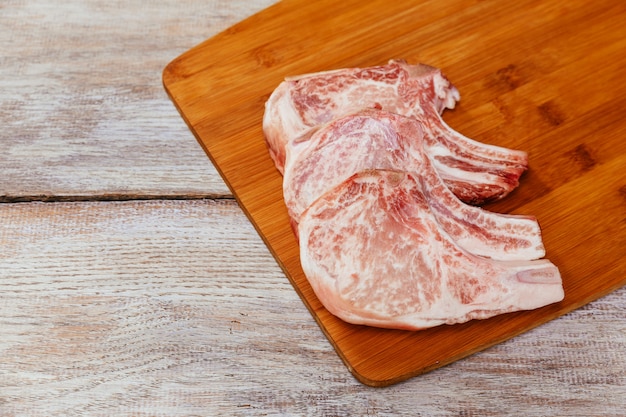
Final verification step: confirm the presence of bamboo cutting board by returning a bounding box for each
[163,0,626,386]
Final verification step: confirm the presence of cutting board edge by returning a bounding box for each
[165,62,625,386]
[160,0,626,387]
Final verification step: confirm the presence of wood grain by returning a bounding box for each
[1,0,625,414]
[1,200,624,416]
[163,0,626,386]
[0,0,273,200]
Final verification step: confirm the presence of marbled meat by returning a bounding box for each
[264,59,527,205]
[283,108,546,262]
[263,60,564,331]
[298,170,563,330]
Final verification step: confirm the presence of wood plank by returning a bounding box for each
[0,0,277,199]
[163,0,626,386]
[0,200,624,415]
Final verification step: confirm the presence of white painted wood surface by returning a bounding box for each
[0,1,624,416]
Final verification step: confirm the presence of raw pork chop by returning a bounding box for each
[283,109,545,261]
[264,59,527,204]
[298,170,564,330]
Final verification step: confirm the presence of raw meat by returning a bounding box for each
[264,59,527,205]
[283,108,545,261]
[263,60,563,330]
[298,170,564,330]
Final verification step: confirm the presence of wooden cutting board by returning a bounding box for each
[163,0,626,386]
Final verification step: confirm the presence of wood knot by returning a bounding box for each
[484,63,529,94]
[251,44,281,68]
[495,64,524,90]
[565,143,596,172]
[537,101,566,126]
[619,184,626,202]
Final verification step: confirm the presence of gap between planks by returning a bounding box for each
[0,193,235,204]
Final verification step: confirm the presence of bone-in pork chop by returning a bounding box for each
[283,109,545,261]
[264,60,527,205]
[298,170,564,330]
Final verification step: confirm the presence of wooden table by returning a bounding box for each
[1,1,624,415]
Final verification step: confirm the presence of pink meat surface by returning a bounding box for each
[298,170,564,330]
[283,109,545,261]
[264,59,527,205]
